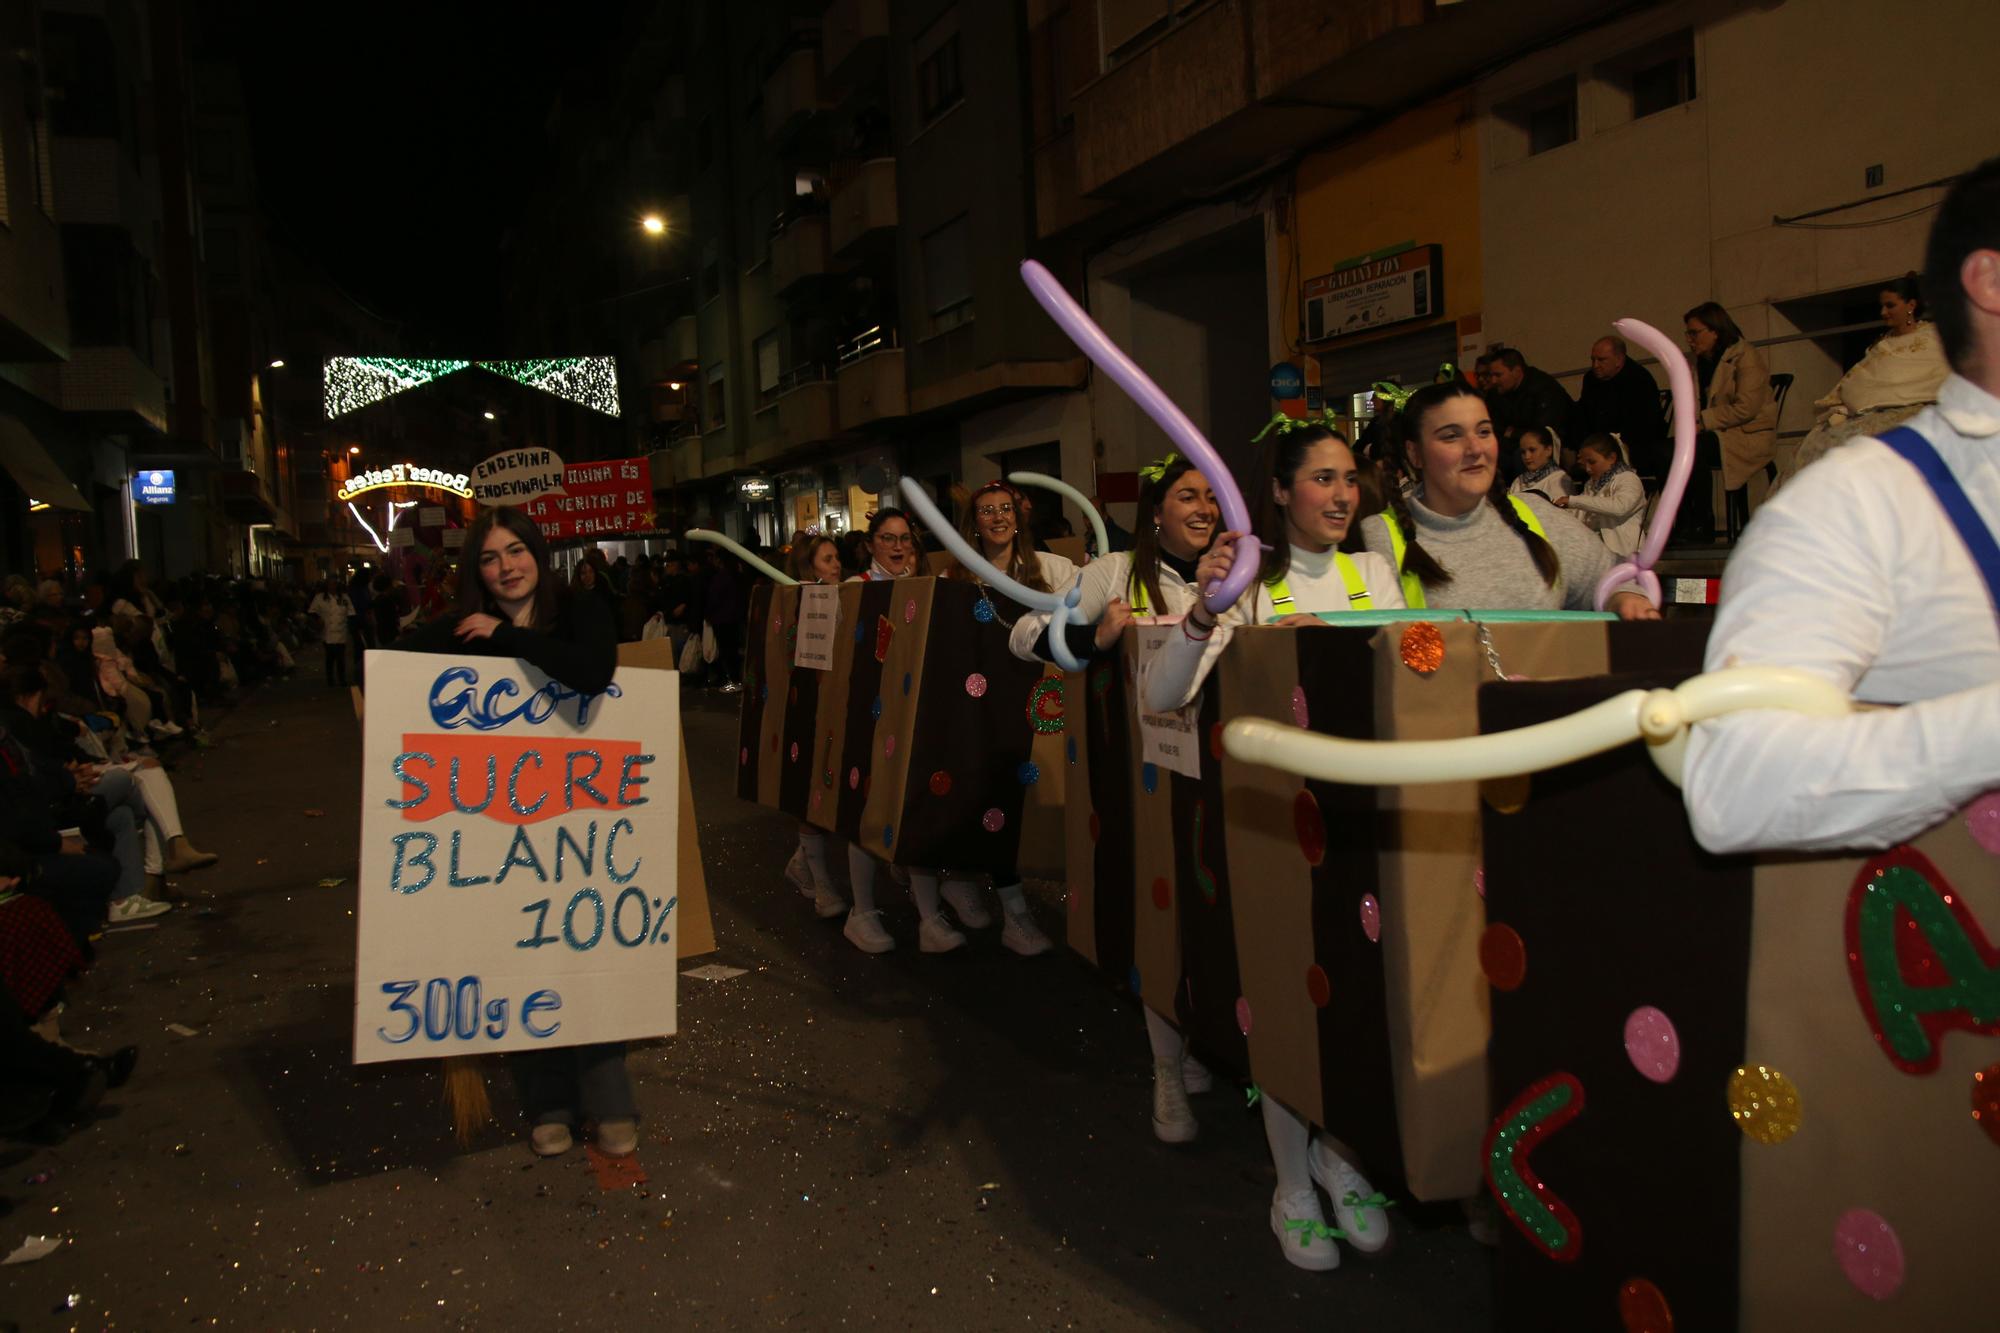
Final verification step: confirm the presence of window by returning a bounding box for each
[1527,94,1576,155]
[755,331,780,399]
[1602,30,1699,122]
[705,362,728,429]
[916,16,963,126]
[1631,54,1696,117]
[921,215,973,334]
[1495,76,1578,159]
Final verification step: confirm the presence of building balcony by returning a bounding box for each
[837,348,907,428]
[771,215,832,296]
[829,158,898,259]
[669,434,704,486]
[774,370,838,451]
[52,134,151,232]
[219,467,280,525]
[58,346,168,434]
[762,46,825,143]
[822,0,889,99]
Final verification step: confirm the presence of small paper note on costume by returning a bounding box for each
[794,585,838,671]
[1134,625,1201,780]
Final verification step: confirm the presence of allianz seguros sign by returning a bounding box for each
[1304,244,1443,343]
[135,470,176,505]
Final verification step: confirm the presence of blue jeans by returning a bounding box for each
[508,1042,637,1126]
[91,769,148,901]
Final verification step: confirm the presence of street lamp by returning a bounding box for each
[348,445,362,455]
[483,410,497,420]
[640,214,666,236]
[269,358,286,369]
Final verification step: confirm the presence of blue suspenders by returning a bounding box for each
[1879,425,2000,614]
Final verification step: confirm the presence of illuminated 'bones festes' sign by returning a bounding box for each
[336,463,473,502]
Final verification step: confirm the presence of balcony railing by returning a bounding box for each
[836,345,907,428]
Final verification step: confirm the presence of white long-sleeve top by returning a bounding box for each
[1567,469,1647,559]
[1682,373,2000,854]
[1140,544,1404,712]
[1509,466,1574,506]
[1006,550,1188,662]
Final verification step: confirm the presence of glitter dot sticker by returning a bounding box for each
[965,672,988,698]
[882,824,895,850]
[904,597,917,623]
[1129,965,1143,996]
[789,741,799,762]
[853,623,866,644]
[883,735,896,757]
[1066,736,1078,765]
[874,616,894,660]
[1623,1006,1681,1084]
[869,695,883,720]
[1727,1064,1802,1144]
[1832,1209,1904,1301]
[929,771,951,796]
[1967,791,2000,855]
[1017,762,1040,786]
[1399,621,1445,674]
[1234,996,1253,1036]
[972,599,995,624]
[738,747,748,766]
[1973,1063,2000,1146]
[848,767,861,790]
[1209,723,1226,761]
[1141,763,1159,795]
[1306,965,1331,1008]
[1358,894,1381,943]
[1294,789,1326,866]
[1474,865,1486,898]
[902,671,912,696]
[1617,1278,1674,1333]
[1479,923,1528,992]
[981,808,1006,833]
[1151,877,1171,911]
[1290,686,1310,728]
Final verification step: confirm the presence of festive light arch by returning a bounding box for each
[323,356,621,420]
[334,462,474,503]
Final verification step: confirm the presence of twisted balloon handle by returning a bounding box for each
[1593,317,1695,611]
[684,529,797,586]
[896,478,1089,672]
[1007,470,1111,560]
[1019,260,1258,617]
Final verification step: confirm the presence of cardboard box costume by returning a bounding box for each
[1480,674,1999,1332]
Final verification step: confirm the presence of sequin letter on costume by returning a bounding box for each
[1844,844,2000,1075]
[1484,1072,1585,1262]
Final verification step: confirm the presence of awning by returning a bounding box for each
[0,413,89,511]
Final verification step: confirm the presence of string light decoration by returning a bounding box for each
[479,358,622,417]
[323,357,622,419]
[323,359,470,418]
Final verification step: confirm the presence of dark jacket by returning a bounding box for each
[1574,358,1666,473]
[702,564,745,627]
[1491,366,1575,477]
[391,589,618,696]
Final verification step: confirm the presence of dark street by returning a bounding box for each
[1,658,1489,1330]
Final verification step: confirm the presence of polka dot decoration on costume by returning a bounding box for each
[1017,762,1040,786]
[1141,763,1159,795]
[1306,965,1331,1008]
[1234,997,1253,1036]
[1622,1006,1681,1084]
[1474,865,1486,898]
[738,747,748,766]
[981,808,1006,833]
[884,735,896,757]
[1293,789,1326,866]
[1727,1064,1802,1145]
[1479,923,1528,992]
[930,770,952,796]
[848,767,861,790]
[1832,1209,1904,1301]
[853,623,866,644]
[1209,724,1225,761]
[902,671,912,696]
[1973,1063,2000,1146]
[973,599,995,624]
[809,789,822,814]
[1128,965,1143,996]
[1151,877,1171,911]
[789,741,799,762]
[1358,894,1381,943]
[1617,1278,1674,1333]
[965,672,988,698]
[1066,736,1078,765]
[869,695,883,720]
[904,597,917,623]
[1966,792,2000,854]
[1290,686,1309,728]
[1399,621,1445,674]
[882,824,895,851]
[874,616,894,660]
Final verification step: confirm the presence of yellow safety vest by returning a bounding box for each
[1263,552,1373,621]
[1378,496,1549,610]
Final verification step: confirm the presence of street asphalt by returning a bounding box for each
[0,652,1492,1330]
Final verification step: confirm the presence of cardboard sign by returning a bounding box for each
[472,447,568,507]
[419,506,446,528]
[353,650,680,1063]
[521,458,655,541]
[793,584,838,671]
[1133,624,1200,779]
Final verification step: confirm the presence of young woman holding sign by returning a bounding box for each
[781,536,849,920]
[396,506,633,1158]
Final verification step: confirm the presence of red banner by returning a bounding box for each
[520,457,655,541]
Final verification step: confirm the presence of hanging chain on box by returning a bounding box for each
[1474,621,1514,683]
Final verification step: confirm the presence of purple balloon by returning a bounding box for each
[1020,260,1258,616]
[1594,317,1694,611]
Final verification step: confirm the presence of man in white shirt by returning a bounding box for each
[1683,156,2000,853]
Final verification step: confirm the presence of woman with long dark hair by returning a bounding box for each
[394,505,627,1157]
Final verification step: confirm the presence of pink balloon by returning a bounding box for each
[1021,260,1257,616]
[1595,317,1696,612]
[1832,1208,1905,1301]
[1622,1005,1681,1083]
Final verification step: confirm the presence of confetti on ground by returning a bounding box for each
[3,1235,62,1265]
[165,1023,199,1037]
[585,1145,649,1192]
[681,964,748,982]
[316,877,347,888]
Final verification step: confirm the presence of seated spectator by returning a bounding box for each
[1680,300,1777,542]
[1509,425,1575,507]
[1574,334,1667,478]
[1488,348,1575,480]
[1784,272,1951,483]
[1558,435,1648,559]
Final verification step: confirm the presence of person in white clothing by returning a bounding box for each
[1558,434,1647,559]
[307,579,355,688]
[1507,425,1574,507]
[1139,419,1399,1274]
[780,537,857,924]
[1683,157,2000,854]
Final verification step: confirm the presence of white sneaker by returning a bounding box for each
[785,846,813,897]
[843,909,896,954]
[1270,1188,1341,1272]
[718,682,742,694]
[918,914,967,954]
[530,1122,573,1157]
[597,1118,639,1156]
[812,882,848,920]
[941,879,992,928]
[1000,906,1053,956]
[1151,1059,1197,1143]
[108,895,171,924]
[1309,1137,1392,1255]
[1181,1053,1214,1095]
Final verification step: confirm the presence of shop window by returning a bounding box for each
[921,215,973,335]
[916,13,964,127]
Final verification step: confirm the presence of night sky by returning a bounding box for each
[198,1,632,347]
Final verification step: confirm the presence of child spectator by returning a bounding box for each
[1558,434,1648,558]
[1508,426,1574,507]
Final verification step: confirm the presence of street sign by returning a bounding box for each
[136,470,177,505]
[1304,245,1443,343]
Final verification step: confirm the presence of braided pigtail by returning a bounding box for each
[1488,491,1560,586]
[1386,483,1453,588]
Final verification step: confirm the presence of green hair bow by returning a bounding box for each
[1251,409,1343,444]
[1136,452,1182,484]
[1372,364,1462,412]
